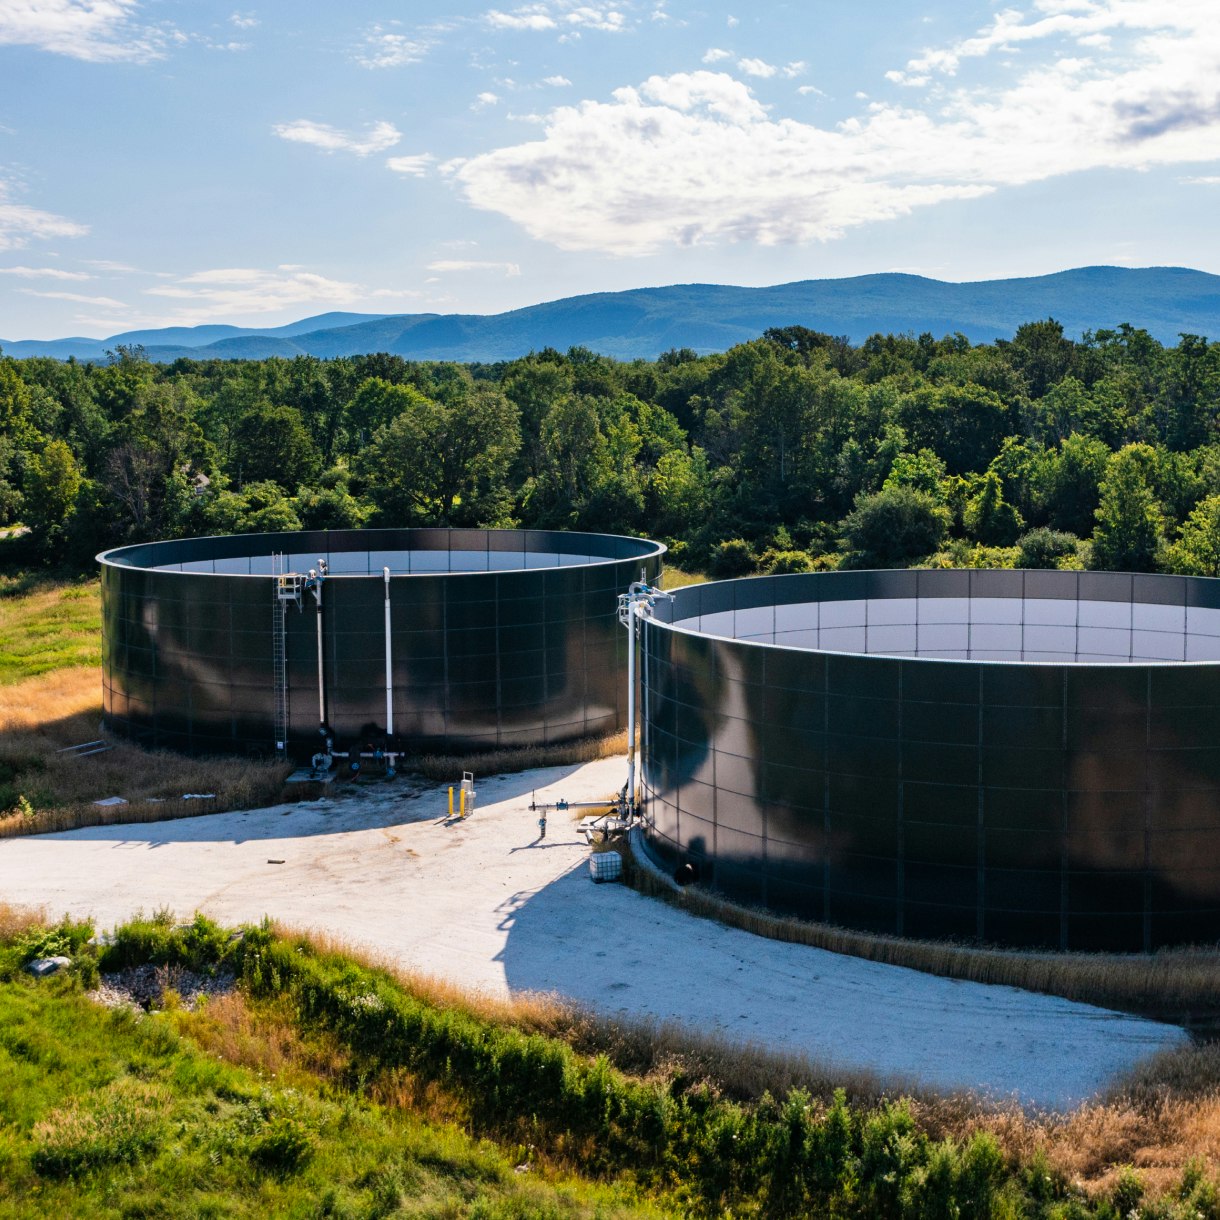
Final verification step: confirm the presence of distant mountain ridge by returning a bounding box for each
[5,267,1220,363]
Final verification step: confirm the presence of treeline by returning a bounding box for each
[3,318,1220,576]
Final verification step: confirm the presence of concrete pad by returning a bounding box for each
[0,757,1184,1109]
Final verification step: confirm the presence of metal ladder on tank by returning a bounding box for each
[272,554,303,758]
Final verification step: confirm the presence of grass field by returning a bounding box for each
[0,576,101,685]
[0,575,290,836]
[0,918,659,1218]
[2,909,1219,1218]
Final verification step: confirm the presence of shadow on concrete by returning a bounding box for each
[24,763,591,847]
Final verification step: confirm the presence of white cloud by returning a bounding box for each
[427,260,521,276]
[272,119,401,157]
[542,74,571,85]
[0,182,88,252]
[737,57,776,78]
[1183,175,1220,184]
[702,47,731,63]
[357,28,430,68]
[386,153,435,176]
[486,7,556,30]
[20,289,127,308]
[0,265,91,280]
[144,267,366,319]
[229,11,257,28]
[473,91,500,108]
[83,259,144,272]
[0,0,167,63]
[450,22,1220,258]
[562,6,625,32]
[484,3,627,33]
[726,14,738,27]
[888,0,1220,86]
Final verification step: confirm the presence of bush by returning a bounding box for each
[1014,528,1081,570]
[759,549,814,575]
[840,487,949,569]
[708,538,757,578]
[99,910,233,974]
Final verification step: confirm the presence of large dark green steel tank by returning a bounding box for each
[99,527,664,759]
[640,568,1220,951]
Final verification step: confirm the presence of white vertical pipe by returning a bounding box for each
[315,586,325,728]
[383,567,393,737]
[626,600,637,808]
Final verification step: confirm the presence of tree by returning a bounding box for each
[359,384,520,525]
[231,404,321,488]
[1004,317,1076,399]
[964,471,1023,545]
[23,439,82,544]
[1091,444,1163,571]
[293,484,370,530]
[342,378,431,456]
[839,487,949,569]
[892,383,1010,474]
[1032,433,1110,536]
[1166,495,1220,576]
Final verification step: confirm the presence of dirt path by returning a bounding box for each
[0,757,1183,1108]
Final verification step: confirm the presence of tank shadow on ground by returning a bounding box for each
[26,764,591,847]
[492,854,1187,1110]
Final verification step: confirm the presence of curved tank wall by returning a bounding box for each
[639,568,1220,951]
[99,527,664,759]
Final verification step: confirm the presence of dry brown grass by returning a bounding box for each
[410,729,627,783]
[620,837,1220,1024]
[0,667,291,838]
[171,990,352,1088]
[0,900,46,943]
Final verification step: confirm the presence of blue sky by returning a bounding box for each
[1,0,1219,340]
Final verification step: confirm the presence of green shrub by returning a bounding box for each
[708,538,757,578]
[99,910,232,974]
[1112,1165,1145,1216]
[759,548,814,575]
[1015,527,1081,570]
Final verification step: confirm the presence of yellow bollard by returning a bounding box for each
[448,786,454,818]
[459,788,467,819]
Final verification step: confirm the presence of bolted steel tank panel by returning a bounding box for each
[639,568,1220,952]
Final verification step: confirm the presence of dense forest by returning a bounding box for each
[3,318,1220,577]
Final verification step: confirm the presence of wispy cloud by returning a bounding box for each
[386,153,435,176]
[484,3,628,33]
[20,289,127,308]
[229,11,258,29]
[451,7,1220,256]
[0,183,88,252]
[427,259,521,276]
[0,265,92,280]
[356,26,431,68]
[272,119,401,156]
[144,266,366,318]
[702,47,731,63]
[542,74,571,86]
[486,7,555,31]
[472,92,500,109]
[0,0,169,63]
[737,57,805,79]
